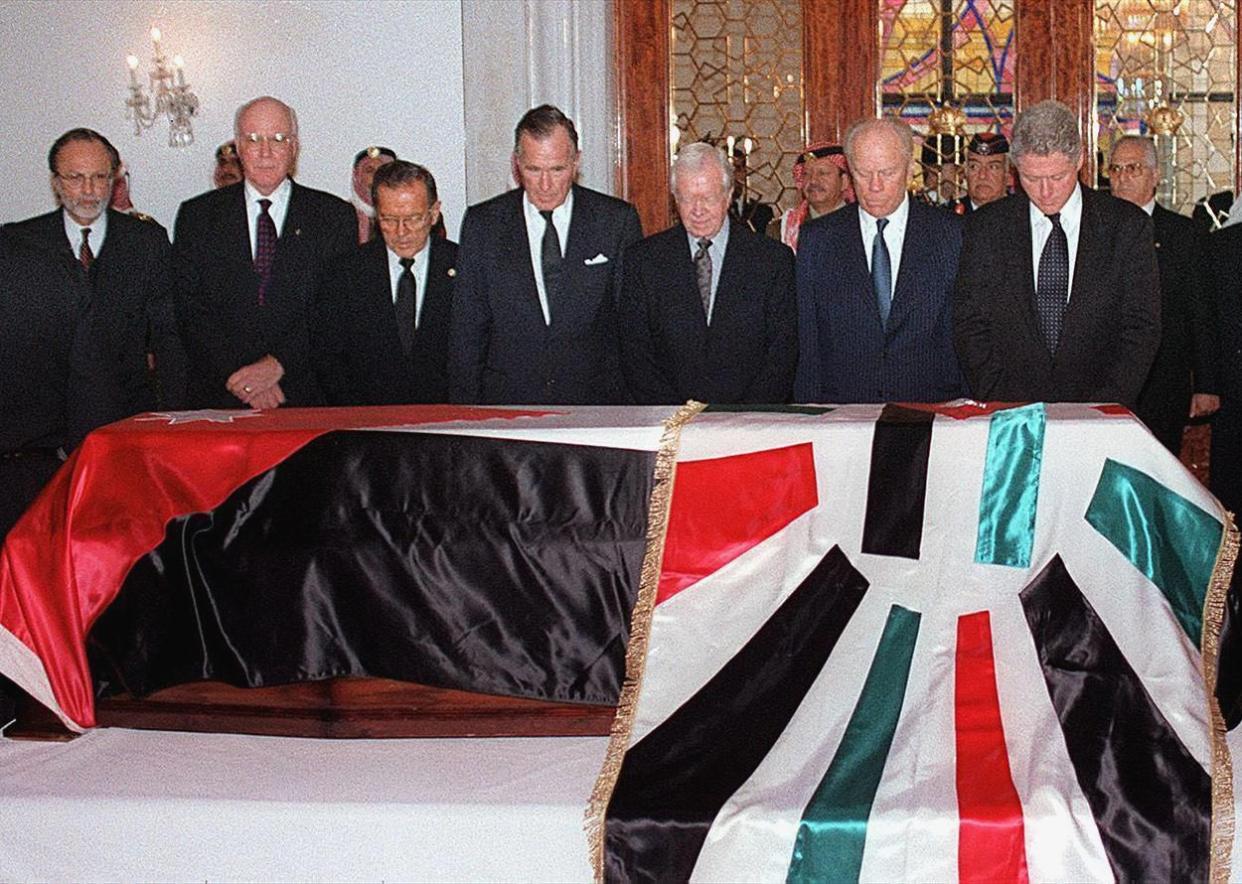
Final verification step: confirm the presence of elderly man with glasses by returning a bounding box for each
[1107,135,1219,454]
[172,95,355,409]
[313,161,458,405]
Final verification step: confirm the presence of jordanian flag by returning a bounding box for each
[0,404,680,731]
[591,402,1238,883]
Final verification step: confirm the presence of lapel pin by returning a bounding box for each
[447,267,457,277]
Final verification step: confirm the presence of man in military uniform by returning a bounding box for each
[947,132,1011,214]
[213,141,243,189]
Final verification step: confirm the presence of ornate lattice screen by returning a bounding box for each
[669,0,805,213]
[1095,0,1236,218]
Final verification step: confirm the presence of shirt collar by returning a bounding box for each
[859,194,910,229]
[386,238,431,273]
[1030,182,1083,225]
[685,214,729,251]
[1141,198,1156,216]
[63,207,107,249]
[523,188,574,225]
[244,176,293,211]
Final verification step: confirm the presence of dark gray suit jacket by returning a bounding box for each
[3,208,186,440]
[619,222,797,404]
[448,185,642,404]
[314,237,458,405]
[953,188,1161,408]
[172,180,356,408]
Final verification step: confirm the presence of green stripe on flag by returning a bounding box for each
[975,402,1045,568]
[1085,458,1222,642]
[786,605,921,884]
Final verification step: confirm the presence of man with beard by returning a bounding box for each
[1,128,184,538]
[768,142,853,252]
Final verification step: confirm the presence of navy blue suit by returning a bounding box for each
[794,200,966,403]
[448,185,642,405]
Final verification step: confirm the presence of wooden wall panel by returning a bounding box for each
[614,0,672,235]
[804,0,878,143]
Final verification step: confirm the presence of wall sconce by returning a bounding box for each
[124,26,199,147]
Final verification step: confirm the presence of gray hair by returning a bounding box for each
[843,117,914,167]
[670,142,732,194]
[1011,100,1080,163]
[1110,134,1157,169]
[234,96,299,139]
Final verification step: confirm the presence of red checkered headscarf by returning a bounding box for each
[784,142,854,251]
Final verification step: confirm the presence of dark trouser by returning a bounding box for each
[1212,399,1242,518]
[0,450,63,726]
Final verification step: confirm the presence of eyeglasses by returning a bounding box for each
[56,172,112,189]
[240,132,294,147]
[1108,162,1149,177]
[378,212,435,232]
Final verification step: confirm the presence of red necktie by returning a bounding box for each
[254,198,278,305]
[79,227,94,270]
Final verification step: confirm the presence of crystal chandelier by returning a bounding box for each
[124,27,199,147]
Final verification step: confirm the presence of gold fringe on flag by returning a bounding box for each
[1203,509,1238,884]
[584,399,706,882]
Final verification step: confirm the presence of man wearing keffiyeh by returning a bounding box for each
[767,142,854,252]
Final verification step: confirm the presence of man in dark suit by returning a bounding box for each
[1208,223,1242,514]
[173,96,355,409]
[1107,136,1218,453]
[795,117,966,404]
[449,105,642,404]
[315,161,457,405]
[2,128,185,537]
[619,142,796,404]
[954,101,1160,408]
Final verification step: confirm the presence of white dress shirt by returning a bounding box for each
[685,215,730,325]
[63,208,107,257]
[386,240,432,328]
[1140,198,1155,216]
[859,195,910,296]
[523,190,574,326]
[1029,184,1083,301]
[244,178,293,259]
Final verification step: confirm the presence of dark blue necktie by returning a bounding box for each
[1035,212,1069,354]
[872,217,892,327]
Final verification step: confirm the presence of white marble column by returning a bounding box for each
[460,0,619,210]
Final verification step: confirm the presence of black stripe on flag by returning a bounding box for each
[1020,554,1210,882]
[604,545,869,884]
[862,404,933,559]
[88,431,655,706]
[1216,553,1242,730]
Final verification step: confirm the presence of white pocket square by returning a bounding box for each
[584,253,609,266]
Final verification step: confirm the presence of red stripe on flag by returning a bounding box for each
[955,610,1030,884]
[0,405,551,729]
[898,401,1032,420]
[1091,404,1133,417]
[657,443,817,605]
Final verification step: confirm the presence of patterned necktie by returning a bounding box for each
[395,256,416,357]
[79,227,94,271]
[254,198,278,305]
[1035,212,1069,355]
[540,209,563,323]
[872,217,892,327]
[694,237,713,322]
